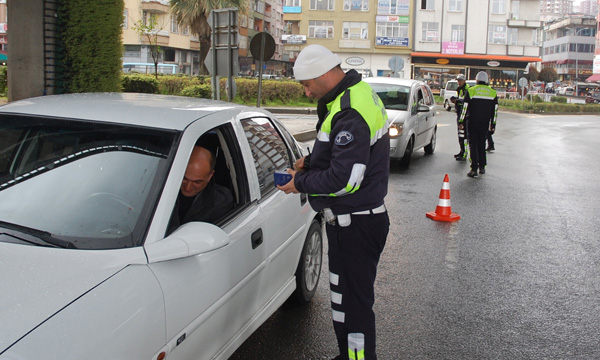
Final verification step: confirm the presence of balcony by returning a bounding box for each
[141,0,170,14]
[508,13,542,28]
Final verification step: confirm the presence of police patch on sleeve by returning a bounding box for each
[335,131,354,146]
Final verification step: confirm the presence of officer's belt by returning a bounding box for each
[323,204,386,226]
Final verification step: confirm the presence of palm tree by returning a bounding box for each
[170,0,248,75]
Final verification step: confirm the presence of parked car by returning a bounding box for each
[585,91,600,104]
[441,79,477,111]
[558,86,574,96]
[0,93,323,360]
[364,77,437,169]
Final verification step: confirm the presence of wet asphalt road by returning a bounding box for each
[230,109,600,359]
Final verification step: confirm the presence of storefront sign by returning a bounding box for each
[283,6,301,13]
[281,34,306,45]
[487,61,500,67]
[346,57,365,66]
[436,58,450,65]
[442,42,464,55]
[376,37,409,47]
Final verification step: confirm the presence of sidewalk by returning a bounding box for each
[265,106,318,142]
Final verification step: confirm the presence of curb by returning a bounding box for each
[265,107,317,115]
[294,130,317,142]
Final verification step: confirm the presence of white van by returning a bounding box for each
[442,79,476,111]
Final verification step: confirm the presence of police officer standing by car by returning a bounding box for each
[451,74,469,161]
[277,44,391,360]
[458,71,498,177]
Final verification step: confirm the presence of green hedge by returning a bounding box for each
[58,0,124,93]
[121,74,307,104]
[0,66,6,96]
[499,98,600,113]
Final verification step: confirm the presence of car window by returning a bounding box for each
[241,117,292,198]
[0,114,176,249]
[368,83,410,111]
[421,85,433,106]
[446,82,458,91]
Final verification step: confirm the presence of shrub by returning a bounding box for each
[526,94,543,103]
[180,84,212,98]
[551,96,567,103]
[0,65,7,96]
[158,75,201,95]
[122,74,159,93]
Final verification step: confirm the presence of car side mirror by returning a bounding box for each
[417,104,430,113]
[145,222,229,263]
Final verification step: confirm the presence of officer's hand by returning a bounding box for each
[490,127,495,134]
[277,168,299,194]
[294,156,306,172]
[459,124,464,130]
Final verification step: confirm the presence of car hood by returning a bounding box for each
[387,109,410,125]
[0,242,147,353]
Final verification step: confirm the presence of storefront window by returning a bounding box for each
[413,67,464,94]
[470,68,518,91]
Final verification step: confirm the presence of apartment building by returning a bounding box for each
[411,0,542,93]
[282,0,413,79]
[592,0,600,83]
[122,0,287,76]
[577,0,599,16]
[540,0,575,22]
[543,15,597,83]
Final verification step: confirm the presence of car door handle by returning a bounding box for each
[300,193,307,206]
[251,229,263,249]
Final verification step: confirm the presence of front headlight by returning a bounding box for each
[389,123,403,138]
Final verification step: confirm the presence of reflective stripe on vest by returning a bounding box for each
[310,82,389,197]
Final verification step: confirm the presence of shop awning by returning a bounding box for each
[586,74,600,82]
[410,52,542,63]
[0,53,6,61]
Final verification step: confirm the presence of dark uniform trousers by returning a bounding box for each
[467,122,488,171]
[326,211,389,360]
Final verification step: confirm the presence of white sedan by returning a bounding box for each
[364,77,437,169]
[0,93,323,360]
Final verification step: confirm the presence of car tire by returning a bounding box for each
[424,127,437,154]
[399,137,413,169]
[444,100,451,111]
[293,219,323,304]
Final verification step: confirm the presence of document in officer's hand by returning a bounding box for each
[274,170,292,187]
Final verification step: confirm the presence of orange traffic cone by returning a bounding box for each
[426,174,460,222]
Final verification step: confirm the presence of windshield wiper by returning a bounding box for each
[0,220,77,249]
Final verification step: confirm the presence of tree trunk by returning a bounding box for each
[192,14,211,75]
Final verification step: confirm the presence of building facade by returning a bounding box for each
[577,0,599,16]
[0,0,6,64]
[410,0,542,93]
[282,0,413,79]
[540,0,575,22]
[542,15,597,85]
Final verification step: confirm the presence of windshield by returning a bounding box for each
[0,114,177,249]
[369,83,411,111]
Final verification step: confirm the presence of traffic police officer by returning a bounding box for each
[278,44,391,360]
[458,71,498,177]
[451,74,469,161]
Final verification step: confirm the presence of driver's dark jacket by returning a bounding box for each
[294,70,390,215]
[167,179,233,234]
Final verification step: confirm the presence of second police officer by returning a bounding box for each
[458,71,498,177]
[451,74,469,161]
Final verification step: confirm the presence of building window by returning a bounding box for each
[376,22,408,38]
[285,0,301,6]
[171,16,179,33]
[421,22,439,42]
[142,10,148,26]
[420,0,434,10]
[164,49,176,62]
[508,28,518,45]
[377,0,410,15]
[310,0,335,10]
[182,26,189,36]
[309,20,334,38]
[451,25,464,42]
[344,0,368,11]
[449,0,462,11]
[122,9,128,28]
[488,25,506,44]
[491,0,505,14]
[342,22,368,39]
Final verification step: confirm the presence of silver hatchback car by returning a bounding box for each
[364,77,437,169]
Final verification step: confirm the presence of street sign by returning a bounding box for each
[518,77,528,88]
[250,32,276,62]
[388,56,404,72]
